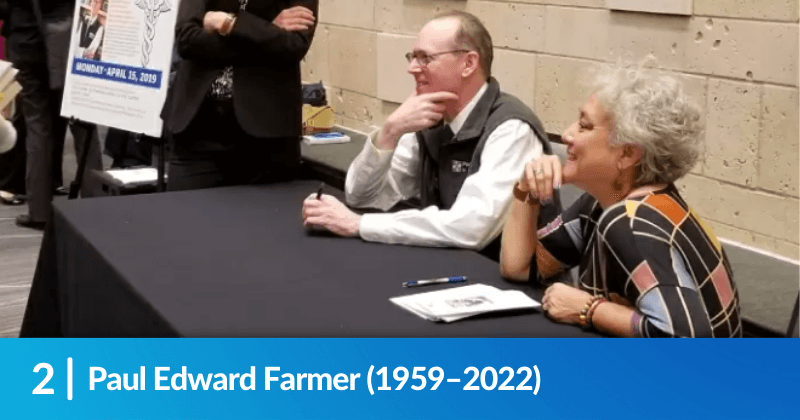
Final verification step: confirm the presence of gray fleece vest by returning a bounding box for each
[415,78,561,259]
[416,77,554,210]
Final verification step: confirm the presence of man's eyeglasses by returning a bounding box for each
[405,50,471,67]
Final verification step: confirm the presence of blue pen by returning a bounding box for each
[403,276,468,288]
[312,132,345,138]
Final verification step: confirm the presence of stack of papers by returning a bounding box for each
[390,284,540,323]
[0,59,22,111]
[105,168,163,186]
[302,132,351,145]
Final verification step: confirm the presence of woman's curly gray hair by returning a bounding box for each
[590,60,704,185]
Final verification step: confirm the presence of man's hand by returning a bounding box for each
[302,194,361,237]
[273,6,315,31]
[203,11,230,34]
[377,91,460,149]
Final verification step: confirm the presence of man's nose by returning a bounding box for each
[407,59,422,74]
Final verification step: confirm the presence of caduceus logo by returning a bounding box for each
[134,0,171,67]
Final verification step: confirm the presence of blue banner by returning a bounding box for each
[0,339,796,419]
[71,58,162,89]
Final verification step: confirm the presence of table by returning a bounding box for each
[21,180,599,337]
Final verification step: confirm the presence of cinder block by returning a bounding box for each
[759,85,799,197]
[506,0,604,6]
[375,0,466,36]
[675,72,707,176]
[544,6,610,60]
[606,11,694,76]
[534,54,595,135]
[686,17,798,86]
[466,1,545,52]
[607,0,692,15]
[330,87,383,127]
[708,220,800,262]
[694,0,799,22]
[379,101,402,126]
[319,0,375,30]
[676,174,799,244]
[606,14,798,86]
[492,49,536,111]
[376,33,416,104]
[327,27,377,96]
[704,79,760,187]
[302,24,330,83]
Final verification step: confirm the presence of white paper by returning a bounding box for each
[302,134,351,145]
[105,167,162,185]
[391,284,540,323]
[61,0,179,137]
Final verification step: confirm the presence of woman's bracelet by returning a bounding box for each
[513,182,538,205]
[579,296,608,330]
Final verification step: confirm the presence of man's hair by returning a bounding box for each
[432,10,493,79]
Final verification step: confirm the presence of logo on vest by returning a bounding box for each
[451,160,470,173]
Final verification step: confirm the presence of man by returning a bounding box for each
[10,0,102,229]
[302,11,558,258]
[74,0,104,60]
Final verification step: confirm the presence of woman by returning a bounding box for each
[500,62,741,338]
[165,0,317,191]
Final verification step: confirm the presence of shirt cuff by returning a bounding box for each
[358,213,389,242]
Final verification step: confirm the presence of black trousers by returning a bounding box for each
[168,98,301,192]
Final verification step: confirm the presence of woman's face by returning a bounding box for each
[561,94,625,193]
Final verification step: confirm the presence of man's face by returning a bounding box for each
[91,0,102,14]
[408,19,465,96]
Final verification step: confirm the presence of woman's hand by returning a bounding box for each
[519,155,562,205]
[541,283,592,325]
[203,11,230,34]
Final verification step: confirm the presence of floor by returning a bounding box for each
[0,128,110,337]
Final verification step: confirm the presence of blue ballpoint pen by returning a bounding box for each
[403,276,468,288]
[312,132,345,138]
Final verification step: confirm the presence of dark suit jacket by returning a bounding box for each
[167,0,318,138]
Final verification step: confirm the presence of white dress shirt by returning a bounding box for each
[345,84,543,250]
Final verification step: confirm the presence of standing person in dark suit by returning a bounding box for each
[165,0,317,191]
[8,0,102,229]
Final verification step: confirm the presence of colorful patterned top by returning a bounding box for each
[535,184,741,337]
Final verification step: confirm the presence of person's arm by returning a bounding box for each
[227,0,317,62]
[174,0,239,63]
[358,120,541,249]
[499,187,539,281]
[344,131,421,211]
[84,25,103,58]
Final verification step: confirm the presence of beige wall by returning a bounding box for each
[302,0,800,261]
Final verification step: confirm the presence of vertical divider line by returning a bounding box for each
[67,357,73,401]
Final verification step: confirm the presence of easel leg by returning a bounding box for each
[67,119,94,199]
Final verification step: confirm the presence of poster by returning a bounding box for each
[61,0,178,137]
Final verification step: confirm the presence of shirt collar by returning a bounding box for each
[448,82,488,136]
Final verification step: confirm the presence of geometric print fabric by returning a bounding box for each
[537,184,742,337]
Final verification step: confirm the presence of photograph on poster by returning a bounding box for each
[73,0,108,61]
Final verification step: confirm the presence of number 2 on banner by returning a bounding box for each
[32,363,54,395]
[32,358,73,400]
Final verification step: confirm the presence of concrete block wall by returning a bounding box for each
[302,0,800,261]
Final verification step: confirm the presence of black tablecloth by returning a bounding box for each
[21,180,599,337]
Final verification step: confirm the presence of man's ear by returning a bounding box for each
[618,144,643,171]
[462,51,479,78]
